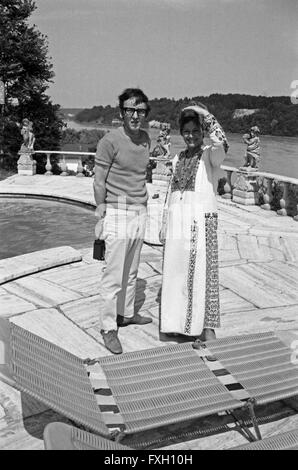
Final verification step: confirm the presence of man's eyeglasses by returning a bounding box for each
[123,107,147,117]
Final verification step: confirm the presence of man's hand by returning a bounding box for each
[95,218,105,239]
[95,202,106,219]
[94,203,106,239]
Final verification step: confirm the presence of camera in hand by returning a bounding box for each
[93,239,105,261]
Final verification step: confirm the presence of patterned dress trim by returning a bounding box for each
[203,113,229,154]
[171,150,202,194]
[204,213,220,328]
[184,220,199,335]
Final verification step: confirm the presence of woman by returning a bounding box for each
[160,103,228,341]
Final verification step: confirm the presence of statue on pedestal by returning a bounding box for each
[240,126,261,171]
[149,123,172,186]
[20,118,35,153]
[17,118,36,175]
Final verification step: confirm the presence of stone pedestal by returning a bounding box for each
[152,160,171,186]
[17,151,36,175]
[232,169,259,205]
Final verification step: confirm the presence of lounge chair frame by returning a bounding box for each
[43,422,298,450]
[10,324,298,447]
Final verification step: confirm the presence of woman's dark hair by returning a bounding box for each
[179,101,207,135]
[179,112,201,135]
[118,88,151,116]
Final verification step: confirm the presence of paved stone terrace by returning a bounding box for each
[0,174,298,450]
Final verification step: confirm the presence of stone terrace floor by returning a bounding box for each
[0,174,298,450]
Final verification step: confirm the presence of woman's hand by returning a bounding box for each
[159,207,168,245]
[182,104,209,117]
[159,228,166,245]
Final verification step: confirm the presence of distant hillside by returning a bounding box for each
[73,94,298,136]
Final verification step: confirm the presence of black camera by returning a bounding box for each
[93,239,105,261]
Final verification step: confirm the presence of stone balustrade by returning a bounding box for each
[34,150,95,177]
[221,165,298,221]
[30,151,298,220]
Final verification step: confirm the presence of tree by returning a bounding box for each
[73,93,298,136]
[0,0,63,171]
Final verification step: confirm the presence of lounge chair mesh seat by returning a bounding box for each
[205,334,298,405]
[10,324,298,445]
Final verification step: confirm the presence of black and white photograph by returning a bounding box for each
[0,0,298,453]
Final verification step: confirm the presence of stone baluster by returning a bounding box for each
[222,170,233,199]
[261,177,273,210]
[294,204,298,222]
[293,185,298,221]
[277,182,289,216]
[45,153,53,175]
[76,156,84,177]
[60,154,69,176]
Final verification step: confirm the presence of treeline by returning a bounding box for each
[74,94,298,136]
[75,105,116,126]
[61,128,105,152]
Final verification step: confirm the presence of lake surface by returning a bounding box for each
[0,197,95,260]
[171,132,298,178]
[66,120,298,179]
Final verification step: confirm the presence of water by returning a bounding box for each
[1,122,298,260]
[151,129,298,179]
[0,197,96,260]
[66,120,298,179]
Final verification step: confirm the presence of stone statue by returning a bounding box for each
[158,123,171,158]
[151,137,167,159]
[20,118,35,153]
[240,126,261,171]
[17,118,36,175]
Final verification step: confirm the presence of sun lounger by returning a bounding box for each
[10,324,298,447]
[43,422,298,450]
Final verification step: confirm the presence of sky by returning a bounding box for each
[29,0,298,108]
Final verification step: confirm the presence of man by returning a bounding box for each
[93,88,152,354]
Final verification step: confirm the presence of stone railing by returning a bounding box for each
[33,150,95,177]
[220,165,298,221]
[33,150,173,183]
[24,151,298,220]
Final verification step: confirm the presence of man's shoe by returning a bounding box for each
[101,330,122,354]
[117,313,153,327]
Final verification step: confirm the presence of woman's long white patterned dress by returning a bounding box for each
[160,114,227,336]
